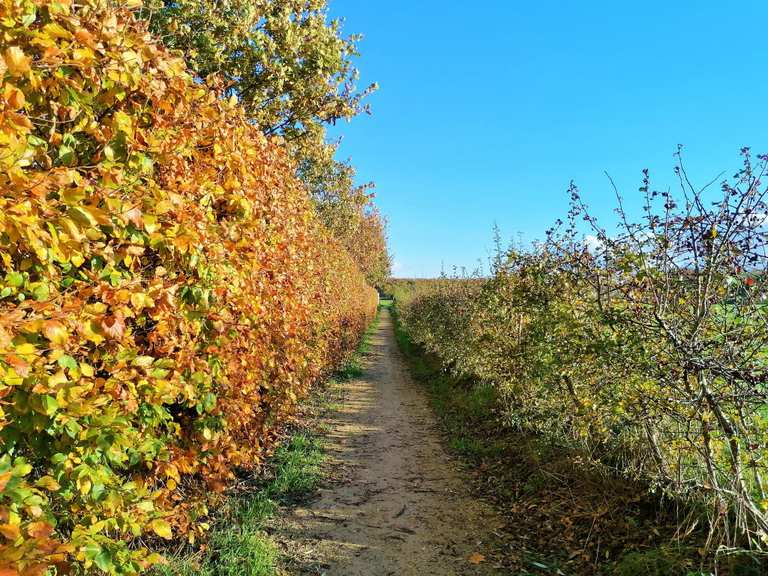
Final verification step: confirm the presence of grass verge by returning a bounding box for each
[154,308,381,576]
[154,433,323,576]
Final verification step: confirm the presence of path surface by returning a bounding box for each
[275,309,505,575]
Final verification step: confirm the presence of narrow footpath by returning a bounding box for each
[274,309,505,575]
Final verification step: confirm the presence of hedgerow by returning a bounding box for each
[392,151,768,550]
[0,0,377,573]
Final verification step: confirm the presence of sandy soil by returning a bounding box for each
[273,309,506,575]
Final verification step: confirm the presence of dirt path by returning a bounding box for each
[274,309,505,575]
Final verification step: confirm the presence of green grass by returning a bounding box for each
[611,547,765,576]
[335,305,381,380]
[267,434,324,502]
[155,433,324,576]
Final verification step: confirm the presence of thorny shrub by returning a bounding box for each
[393,150,768,552]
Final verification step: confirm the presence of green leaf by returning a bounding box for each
[20,7,36,27]
[82,543,101,561]
[91,482,105,501]
[93,549,113,572]
[5,272,23,287]
[57,144,76,166]
[57,355,78,371]
[27,134,47,148]
[203,392,217,413]
[31,282,50,302]
[29,395,60,417]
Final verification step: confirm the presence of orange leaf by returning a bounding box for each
[0,328,10,351]
[27,521,53,539]
[468,552,485,565]
[100,314,125,339]
[0,471,12,492]
[3,84,25,110]
[20,565,47,576]
[0,524,20,541]
[74,28,94,47]
[122,206,143,227]
[5,354,29,377]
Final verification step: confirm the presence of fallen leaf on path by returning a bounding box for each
[468,552,485,564]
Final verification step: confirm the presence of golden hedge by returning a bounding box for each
[0,0,378,572]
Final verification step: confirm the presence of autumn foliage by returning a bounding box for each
[0,0,377,572]
[143,0,391,288]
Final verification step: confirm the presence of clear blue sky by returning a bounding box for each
[327,1,768,278]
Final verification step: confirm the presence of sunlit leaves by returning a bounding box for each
[144,0,389,284]
[0,0,378,572]
[42,320,67,345]
[3,47,30,76]
[149,519,172,540]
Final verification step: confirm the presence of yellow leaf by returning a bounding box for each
[81,320,104,345]
[149,519,172,540]
[130,292,154,311]
[43,22,73,39]
[15,343,36,355]
[43,320,68,345]
[36,476,60,491]
[72,47,95,62]
[77,476,91,495]
[4,47,31,76]
[163,464,180,483]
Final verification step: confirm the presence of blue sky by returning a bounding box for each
[327,1,768,278]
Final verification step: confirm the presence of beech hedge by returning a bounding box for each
[0,0,377,572]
